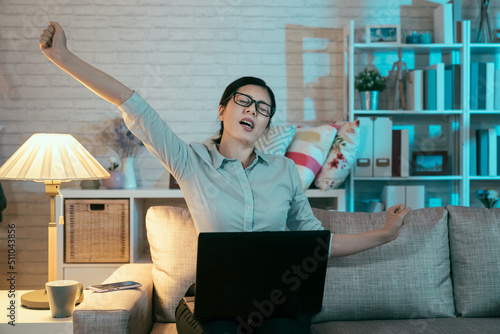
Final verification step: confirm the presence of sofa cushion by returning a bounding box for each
[311,207,455,322]
[311,318,500,334]
[314,120,360,190]
[255,125,297,156]
[285,124,337,190]
[146,206,198,323]
[446,205,500,317]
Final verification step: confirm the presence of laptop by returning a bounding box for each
[188,230,331,322]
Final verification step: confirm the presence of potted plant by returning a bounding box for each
[354,68,387,110]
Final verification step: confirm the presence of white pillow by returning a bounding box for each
[146,206,197,322]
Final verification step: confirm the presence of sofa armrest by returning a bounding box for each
[73,263,154,334]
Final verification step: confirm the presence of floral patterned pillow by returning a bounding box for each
[314,120,360,190]
[285,124,338,190]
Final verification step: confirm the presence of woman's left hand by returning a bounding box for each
[383,204,412,240]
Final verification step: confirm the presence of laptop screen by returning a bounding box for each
[194,230,330,322]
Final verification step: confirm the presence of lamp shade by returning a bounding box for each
[0,133,110,182]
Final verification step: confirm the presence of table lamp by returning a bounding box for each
[0,133,109,309]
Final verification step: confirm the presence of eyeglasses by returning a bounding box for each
[229,92,275,117]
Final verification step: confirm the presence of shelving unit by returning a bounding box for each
[55,187,345,286]
[342,20,495,212]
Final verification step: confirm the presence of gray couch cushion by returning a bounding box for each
[311,208,455,322]
[446,205,500,317]
[311,318,500,334]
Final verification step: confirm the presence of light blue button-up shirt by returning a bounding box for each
[117,92,324,233]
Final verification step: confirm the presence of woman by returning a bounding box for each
[39,22,411,334]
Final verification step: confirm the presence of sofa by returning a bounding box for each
[73,205,500,333]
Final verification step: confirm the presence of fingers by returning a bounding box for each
[39,25,55,50]
[388,203,405,214]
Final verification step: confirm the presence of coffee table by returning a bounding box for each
[0,289,92,334]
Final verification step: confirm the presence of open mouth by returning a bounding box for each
[239,119,254,130]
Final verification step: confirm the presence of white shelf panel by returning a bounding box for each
[354,176,463,181]
[62,187,184,198]
[470,43,500,54]
[469,176,500,181]
[353,43,462,54]
[352,110,462,115]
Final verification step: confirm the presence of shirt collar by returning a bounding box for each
[209,145,270,169]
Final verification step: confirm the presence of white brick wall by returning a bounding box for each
[0,0,486,289]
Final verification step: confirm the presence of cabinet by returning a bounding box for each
[55,187,345,286]
[343,20,494,212]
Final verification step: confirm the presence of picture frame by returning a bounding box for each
[366,25,401,44]
[169,174,180,189]
[412,151,448,176]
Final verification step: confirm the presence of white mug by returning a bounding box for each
[45,280,83,318]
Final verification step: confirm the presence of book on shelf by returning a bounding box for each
[424,69,437,110]
[407,70,423,111]
[488,128,497,177]
[470,129,477,176]
[495,68,500,111]
[429,63,445,111]
[472,128,499,176]
[392,129,410,177]
[485,63,495,111]
[470,62,479,110]
[471,62,495,110]
[433,3,454,44]
[445,64,461,110]
[476,129,488,176]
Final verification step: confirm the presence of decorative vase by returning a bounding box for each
[361,90,379,110]
[80,179,100,189]
[101,170,125,189]
[121,157,137,189]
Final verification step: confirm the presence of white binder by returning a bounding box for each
[354,117,374,177]
[381,185,406,209]
[406,185,425,209]
[373,117,393,177]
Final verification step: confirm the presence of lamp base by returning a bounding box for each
[21,288,85,310]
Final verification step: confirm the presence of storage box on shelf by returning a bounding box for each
[55,187,345,287]
[344,21,476,211]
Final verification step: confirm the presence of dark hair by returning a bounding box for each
[213,76,276,145]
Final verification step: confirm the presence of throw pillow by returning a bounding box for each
[254,125,297,155]
[446,205,500,317]
[285,124,338,190]
[146,206,198,323]
[311,207,455,322]
[314,120,360,190]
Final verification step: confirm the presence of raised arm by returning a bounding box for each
[330,204,412,257]
[39,22,133,106]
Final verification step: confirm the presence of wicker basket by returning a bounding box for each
[65,199,130,263]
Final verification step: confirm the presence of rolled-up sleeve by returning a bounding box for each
[116,91,190,180]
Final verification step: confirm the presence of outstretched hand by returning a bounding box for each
[383,204,412,240]
[39,21,68,63]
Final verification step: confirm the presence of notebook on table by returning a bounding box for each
[188,230,331,322]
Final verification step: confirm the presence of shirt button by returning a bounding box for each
[247,206,251,211]
[243,184,248,188]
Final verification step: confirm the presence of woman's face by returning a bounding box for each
[218,84,271,146]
